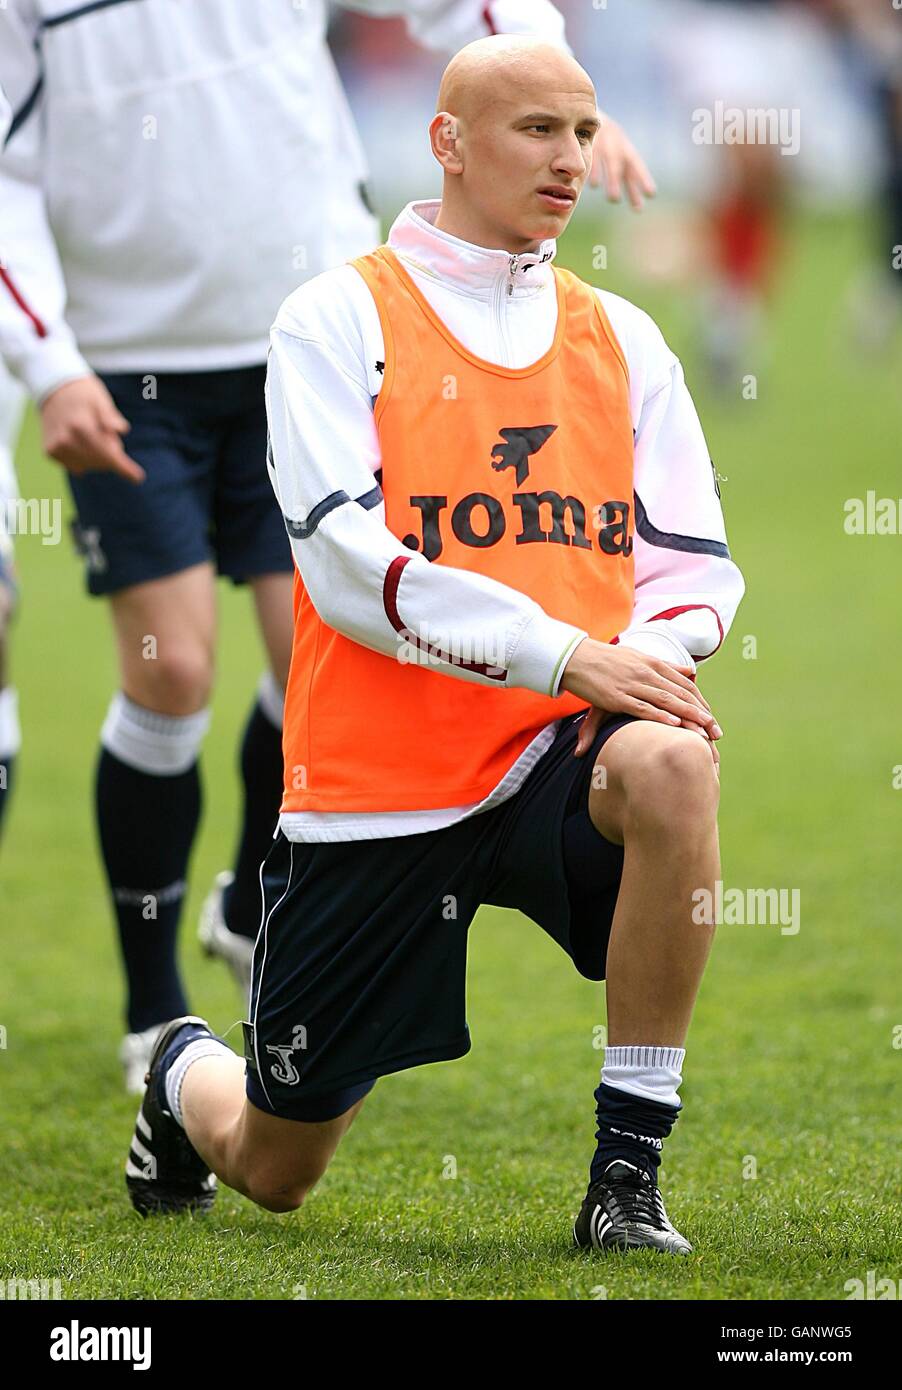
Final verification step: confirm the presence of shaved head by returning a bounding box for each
[429,36,600,254]
[437,36,596,128]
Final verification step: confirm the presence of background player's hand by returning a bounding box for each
[561,638,721,756]
[590,112,657,210]
[40,376,145,484]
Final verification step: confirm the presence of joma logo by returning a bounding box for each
[490,424,557,486]
[402,492,632,562]
[400,423,631,561]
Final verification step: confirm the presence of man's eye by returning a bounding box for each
[529,125,550,134]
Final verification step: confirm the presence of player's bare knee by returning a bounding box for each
[129,644,214,714]
[243,1157,326,1214]
[245,1179,310,1214]
[622,730,719,831]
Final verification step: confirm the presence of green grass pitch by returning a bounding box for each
[1,210,900,1300]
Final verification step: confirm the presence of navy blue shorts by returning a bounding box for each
[68,367,292,595]
[244,711,635,1122]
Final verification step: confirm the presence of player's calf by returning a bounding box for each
[216,1087,371,1214]
[127,1016,370,1216]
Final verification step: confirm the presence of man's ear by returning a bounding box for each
[429,111,464,175]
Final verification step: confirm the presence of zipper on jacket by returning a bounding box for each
[491,256,520,367]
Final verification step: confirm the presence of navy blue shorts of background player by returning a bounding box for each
[68,367,292,595]
[245,710,637,1122]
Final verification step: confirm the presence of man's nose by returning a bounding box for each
[551,135,586,180]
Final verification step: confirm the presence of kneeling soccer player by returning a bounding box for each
[125,36,744,1254]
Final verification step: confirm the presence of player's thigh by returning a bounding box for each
[587,719,719,846]
[235,1092,367,1209]
[214,370,292,606]
[110,562,218,714]
[486,712,633,981]
[69,371,221,598]
[247,827,483,1122]
[250,572,293,691]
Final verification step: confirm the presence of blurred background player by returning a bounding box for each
[668,0,806,389]
[813,0,902,351]
[0,87,24,845]
[0,364,24,846]
[661,0,899,389]
[0,0,654,1091]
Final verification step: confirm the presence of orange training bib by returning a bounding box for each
[281,246,635,813]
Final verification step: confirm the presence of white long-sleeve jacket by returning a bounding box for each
[267,200,745,842]
[0,0,566,402]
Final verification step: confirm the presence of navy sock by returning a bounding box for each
[97,747,200,1032]
[590,1081,680,1185]
[223,698,283,940]
[0,751,14,840]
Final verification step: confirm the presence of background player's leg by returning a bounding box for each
[0,606,18,844]
[250,573,293,692]
[180,1053,365,1212]
[0,367,25,845]
[218,572,294,944]
[101,563,217,1080]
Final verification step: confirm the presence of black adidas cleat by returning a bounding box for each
[573,1159,692,1255]
[125,1015,218,1217]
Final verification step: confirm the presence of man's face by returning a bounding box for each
[454,77,600,251]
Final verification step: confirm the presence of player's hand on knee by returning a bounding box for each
[678,716,721,777]
[590,112,656,211]
[562,638,721,752]
[40,376,145,484]
[573,705,723,764]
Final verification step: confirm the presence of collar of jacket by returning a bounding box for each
[387,198,558,298]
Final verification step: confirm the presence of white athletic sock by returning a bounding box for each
[601,1044,686,1109]
[164,1038,234,1128]
[101,692,211,776]
[0,685,21,758]
[256,670,285,730]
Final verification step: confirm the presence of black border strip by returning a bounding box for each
[634,492,731,559]
[43,0,144,30]
[284,483,383,541]
[5,73,43,147]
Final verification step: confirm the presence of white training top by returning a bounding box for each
[0,0,567,402]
